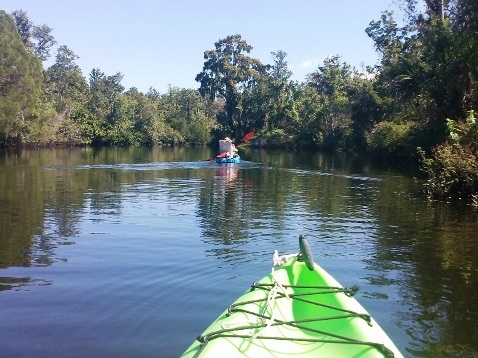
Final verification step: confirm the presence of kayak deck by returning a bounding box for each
[181,237,403,357]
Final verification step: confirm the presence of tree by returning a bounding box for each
[347,73,383,150]
[159,87,215,145]
[266,50,295,131]
[31,24,56,61]
[196,34,266,138]
[10,10,33,51]
[0,10,43,144]
[293,84,324,147]
[366,0,478,155]
[43,46,90,144]
[238,50,297,137]
[87,69,125,144]
[45,46,88,116]
[11,10,56,61]
[270,50,292,80]
[307,56,353,149]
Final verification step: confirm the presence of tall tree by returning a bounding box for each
[367,0,478,151]
[348,73,383,151]
[307,56,353,149]
[45,46,88,116]
[266,50,295,131]
[11,10,56,61]
[293,84,324,146]
[87,69,124,144]
[270,50,292,80]
[31,24,56,61]
[0,10,43,144]
[196,34,266,138]
[43,46,90,144]
[10,10,33,51]
[159,87,215,145]
[240,50,296,134]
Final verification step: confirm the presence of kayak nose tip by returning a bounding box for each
[298,235,315,271]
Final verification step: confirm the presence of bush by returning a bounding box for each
[260,129,295,147]
[419,110,478,204]
[419,144,478,202]
[367,120,416,157]
[447,110,478,150]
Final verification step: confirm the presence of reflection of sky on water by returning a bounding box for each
[1,148,478,357]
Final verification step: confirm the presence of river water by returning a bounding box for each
[0,147,477,357]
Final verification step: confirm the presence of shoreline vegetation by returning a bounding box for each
[1,2,477,205]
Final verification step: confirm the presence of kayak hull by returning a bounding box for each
[181,242,403,358]
[215,154,240,164]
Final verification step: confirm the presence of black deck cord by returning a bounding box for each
[252,282,360,297]
[195,323,395,358]
[192,290,393,358]
[236,284,372,324]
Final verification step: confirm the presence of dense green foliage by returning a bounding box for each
[420,110,478,204]
[1,1,478,202]
[1,9,216,147]
[0,11,43,144]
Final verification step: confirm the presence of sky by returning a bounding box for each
[2,0,402,94]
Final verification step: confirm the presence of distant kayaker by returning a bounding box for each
[219,137,238,158]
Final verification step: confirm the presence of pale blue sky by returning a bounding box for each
[3,0,401,93]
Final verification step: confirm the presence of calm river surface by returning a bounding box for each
[1,147,477,357]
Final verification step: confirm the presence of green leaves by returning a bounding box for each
[420,109,478,203]
[11,10,56,61]
[0,10,43,143]
[446,110,478,148]
[196,34,265,138]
